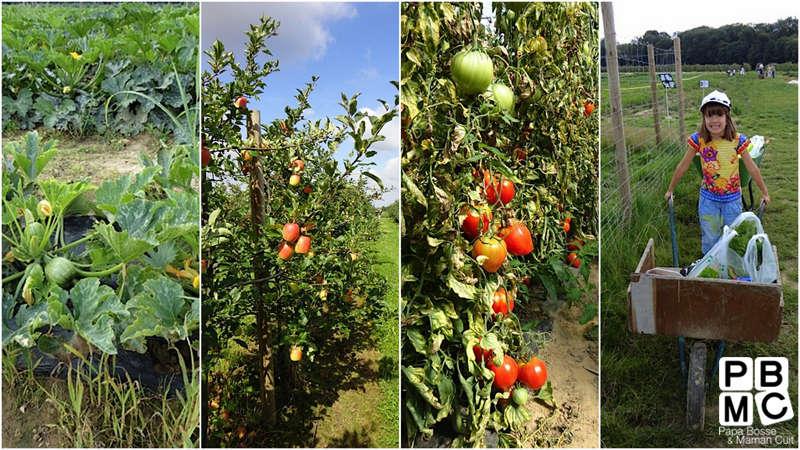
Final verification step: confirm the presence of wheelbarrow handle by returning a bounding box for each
[757,199,766,219]
[667,194,680,267]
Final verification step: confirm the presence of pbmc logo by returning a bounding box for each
[719,357,794,426]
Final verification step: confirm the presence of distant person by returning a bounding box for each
[757,63,764,79]
[739,65,745,76]
[665,90,770,253]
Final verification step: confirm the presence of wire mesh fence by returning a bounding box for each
[601,40,687,244]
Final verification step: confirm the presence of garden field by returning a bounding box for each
[2,3,200,448]
[601,70,798,447]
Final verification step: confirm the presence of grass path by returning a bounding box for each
[601,72,797,447]
[313,217,400,447]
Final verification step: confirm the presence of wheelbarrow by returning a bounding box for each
[627,198,782,431]
[693,135,767,210]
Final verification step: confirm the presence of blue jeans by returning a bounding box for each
[698,192,743,253]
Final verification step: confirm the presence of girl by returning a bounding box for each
[665,90,770,253]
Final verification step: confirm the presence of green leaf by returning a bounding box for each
[69,278,129,355]
[95,223,155,263]
[116,199,165,241]
[406,327,428,354]
[402,172,427,208]
[447,273,477,300]
[362,171,383,189]
[142,242,178,270]
[39,179,95,216]
[120,276,196,352]
[403,366,443,409]
[533,380,555,407]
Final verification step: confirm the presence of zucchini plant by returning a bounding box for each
[2,131,199,359]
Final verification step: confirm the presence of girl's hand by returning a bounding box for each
[664,191,673,202]
[762,193,771,204]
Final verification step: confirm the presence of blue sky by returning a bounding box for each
[202,2,400,206]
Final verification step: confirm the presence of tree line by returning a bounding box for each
[602,17,798,68]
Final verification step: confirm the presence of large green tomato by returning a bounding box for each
[451,49,494,96]
[486,83,515,113]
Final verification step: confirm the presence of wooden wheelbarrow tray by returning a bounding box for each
[627,238,783,343]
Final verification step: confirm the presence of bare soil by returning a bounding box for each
[2,379,71,448]
[520,265,599,448]
[3,131,160,185]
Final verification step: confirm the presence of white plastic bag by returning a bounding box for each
[749,135,765,159]
[688,226,738,279]
[727,212,765,278]
[744,233,778,283]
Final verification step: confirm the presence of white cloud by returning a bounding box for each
[202,2,357,66]
[359,67,380,80]
[371,155,400,206]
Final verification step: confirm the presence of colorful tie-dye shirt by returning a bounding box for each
[688,132,749,198]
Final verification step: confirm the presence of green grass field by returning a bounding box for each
[601,71,798,447]
[373,216,401,447]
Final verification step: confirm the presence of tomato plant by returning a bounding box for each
[402,2,597,446]
[202,16,397,446]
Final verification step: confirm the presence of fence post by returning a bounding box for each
[674,36,686,145]
[648,44,662,146]
[247,109,277,427]
[602,3,632,224]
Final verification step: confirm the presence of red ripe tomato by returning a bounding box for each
[518,356,548,390]
[461,205,492,241]
[282,223,300,243]
[303,185,313,194]
[277,241,294,260]
[471,236,507,273]
[583,101,595,117]
[201,146,211,167]
[295,235,311,254]
[473,344,492,363]
[562,218,571,233]
[498,179,515,205]
[566,239,583,252]
[566,252,581,268]
[487,354,519,391]
[501,221,533,256]
[492,287,515,316]
[483,171,499,205]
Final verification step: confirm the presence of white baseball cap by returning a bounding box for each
[700,90,731,111]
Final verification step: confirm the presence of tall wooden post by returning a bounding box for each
[674,36,687,146]
[602,3,632,223]
[247,110,276,427]
[647,44,662,146]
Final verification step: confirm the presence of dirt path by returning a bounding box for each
[522,265,599,448]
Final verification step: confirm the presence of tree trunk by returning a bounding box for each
[247,110,277,427]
